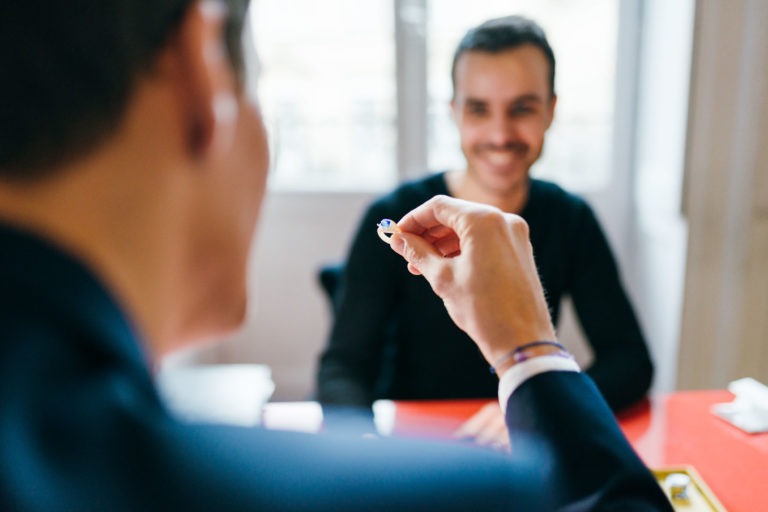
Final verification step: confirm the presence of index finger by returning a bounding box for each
[397,195,503,249]
[396,195,471,236]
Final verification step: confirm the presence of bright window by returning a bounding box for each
[251,0,619,192]
[251,0,396,191]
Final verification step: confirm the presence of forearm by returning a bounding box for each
[316,203,403,407]
[503,371,672,511]
[316,354,376,406]
[568,200,655,411]
[316,355,380,435]
[586,344,654,411]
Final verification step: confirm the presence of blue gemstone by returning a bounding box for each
[380,219,393,228]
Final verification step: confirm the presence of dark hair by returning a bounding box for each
[451,15,556,99]
[0,0,249,179]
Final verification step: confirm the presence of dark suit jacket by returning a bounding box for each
[0,223,671,511]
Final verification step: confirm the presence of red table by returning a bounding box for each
[618,390,768,511]
[263,391,768,511]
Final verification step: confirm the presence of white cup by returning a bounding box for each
[156,364,275,427]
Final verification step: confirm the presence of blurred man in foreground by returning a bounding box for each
[0,1,670,510]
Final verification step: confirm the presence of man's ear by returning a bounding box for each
[171,1,237,157]
[545,94,557,129]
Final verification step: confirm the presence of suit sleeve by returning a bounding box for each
[164,372,671,511]
[568,204,654,411]
[505,371,673,511]
[315,200,404,407]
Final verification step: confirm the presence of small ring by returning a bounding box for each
[376,218,399,244]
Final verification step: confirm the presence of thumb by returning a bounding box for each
[390,232,445,279]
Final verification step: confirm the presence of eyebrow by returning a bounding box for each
[463,93,546,106]
[512,94,545,104]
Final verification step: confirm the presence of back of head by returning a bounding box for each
[0,0,248,180]
[451,15,556,98]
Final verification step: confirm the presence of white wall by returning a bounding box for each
[677,0,768,388]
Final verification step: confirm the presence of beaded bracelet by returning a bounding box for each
[489,340,573,375]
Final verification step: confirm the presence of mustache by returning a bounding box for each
[477,142,528,153]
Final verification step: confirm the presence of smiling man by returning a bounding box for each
[318,15,654,446]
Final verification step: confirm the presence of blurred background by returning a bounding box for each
[163,0,768,401]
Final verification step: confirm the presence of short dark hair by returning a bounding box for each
[0,0,249,179]
[451,15,556,99]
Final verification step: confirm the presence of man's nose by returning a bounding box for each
[486,115,517,147]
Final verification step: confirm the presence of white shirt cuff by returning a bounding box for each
[497,356,581,413]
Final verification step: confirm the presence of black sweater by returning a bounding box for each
[317,173,653,411]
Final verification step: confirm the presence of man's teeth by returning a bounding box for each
[486,152,515,165]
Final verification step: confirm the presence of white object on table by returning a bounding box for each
[156,364,275,427]
[711,377,768,434]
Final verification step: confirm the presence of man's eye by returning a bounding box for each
[467,105,487,116]
[510,104,536,116]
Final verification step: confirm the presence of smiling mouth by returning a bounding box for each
[479,148,528,171]
[485,151,516,165]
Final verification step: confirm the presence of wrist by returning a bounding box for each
[489,341,573,377]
